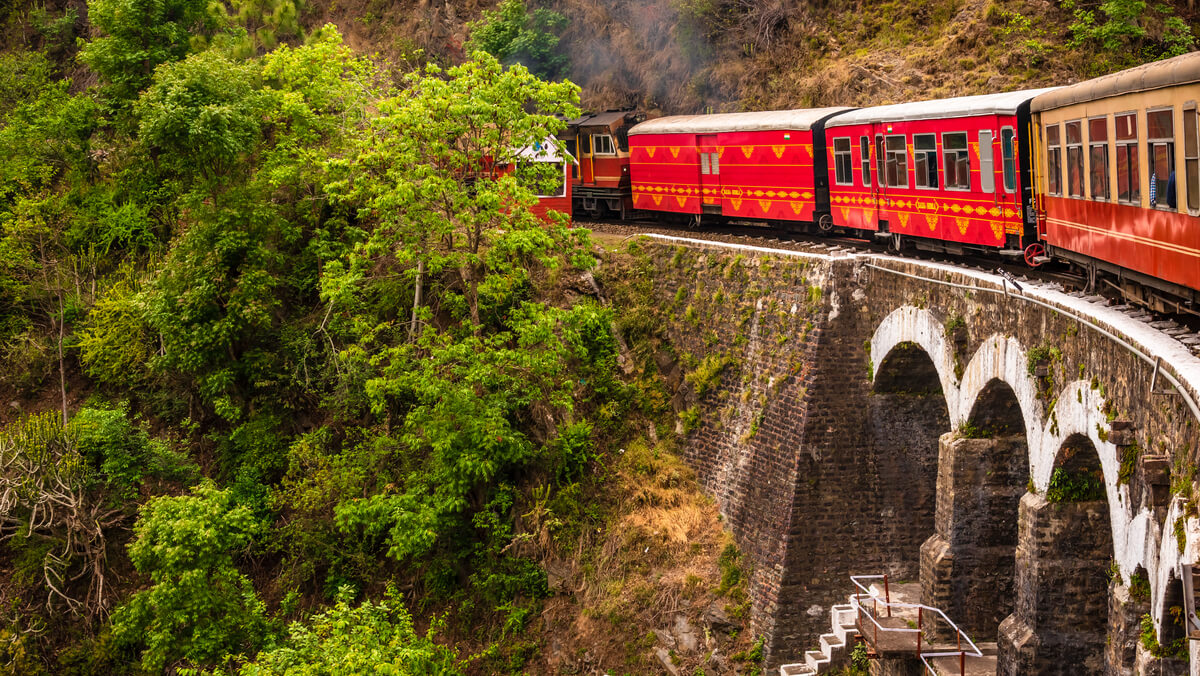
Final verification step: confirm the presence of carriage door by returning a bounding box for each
[579,133,594,184]
[873,131,887,229]
[698,134,721,213]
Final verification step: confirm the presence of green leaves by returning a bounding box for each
[112,481,268,671]
[240,586,460,675]
[135,49,267,186]
[79,0,227,103]
[466,0,569,80]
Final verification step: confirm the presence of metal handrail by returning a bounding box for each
[849,574,982,676]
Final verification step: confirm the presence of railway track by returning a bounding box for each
[582,217,1200,359]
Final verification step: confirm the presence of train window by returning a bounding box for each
[1116,113,1139,204]
[1001,128,1017,192]
[914,134,938,189]
[885,135,908,187]
[579,134,591,155]
[979,130,995,194]
[1088,117,1109,201]
[1045,124,1062,195]
[1148,108,1176,209]
[860,137,871,186]
[592,134,616,156]
[616,128,630,152]
[943,132,970,190]
[833,137,853,185]
[1185,105,1199,212]
[1066,120,1084,198]
[700,152,710,175]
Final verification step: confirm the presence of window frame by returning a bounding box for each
[942,131,971,191]
[1185,103,1199,214]
[536,162,568,198]
[1065,119,1085,199]
[860,136,872,187]
[979,130,996,194]
[884,134,908,188]
[1045,123,1062,197]
[1001,126,1017,193]
[1115,111,1140,205]
[1147,106,1177,211]
[1087,116,1110,202]
[913,133,939,190]
[875,134,885,188]
[591,133,616,156]
[833,137,854,186]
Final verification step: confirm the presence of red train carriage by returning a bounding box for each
[1030,53,1200,314]
[497,139,573,222]
[626,109,850,227]
[823,90,1056,255]
[561,110,644,218]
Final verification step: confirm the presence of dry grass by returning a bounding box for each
[518,438,755,674]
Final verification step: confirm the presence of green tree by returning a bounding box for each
[466,0,569,80]
[240,586,460,675]
[79,0,227,103]
[110,481,268,671]
[135,28,372,426]
[316,55,621,615]
[1067,0,1196,62]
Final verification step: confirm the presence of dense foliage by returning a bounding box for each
[0,0,657,668]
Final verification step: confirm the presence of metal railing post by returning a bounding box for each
[958,629,964,675]
[916,607,922,653]
[884,574,892,617]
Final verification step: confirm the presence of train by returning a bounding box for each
[544,51,1200,316]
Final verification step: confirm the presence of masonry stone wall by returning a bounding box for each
[614,236,1200,670]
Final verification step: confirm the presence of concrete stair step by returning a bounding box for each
[778,663,814,676]
[804,649,829,671]
[819,632,843,654]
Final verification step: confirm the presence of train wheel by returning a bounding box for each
[1023,242,1046,267]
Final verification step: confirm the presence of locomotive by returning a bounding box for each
[547,52,1200,316]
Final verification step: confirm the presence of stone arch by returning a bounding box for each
[870,306,960,426]
[957,334,1043,445]
[1034,379,1139,574]
[869,309,953,583]
[965,379,1028,437]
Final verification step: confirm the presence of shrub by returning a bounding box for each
[110,481,268,671]
[241,586,460,675]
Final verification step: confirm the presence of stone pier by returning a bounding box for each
[997,492,1113,674]
[921,433,1027,640]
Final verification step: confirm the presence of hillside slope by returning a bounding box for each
[306,0,1200,113]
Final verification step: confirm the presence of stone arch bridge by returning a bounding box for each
[623,234,1200,674]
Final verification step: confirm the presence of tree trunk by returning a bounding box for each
[57,288,68,426]
[410,258,425,342]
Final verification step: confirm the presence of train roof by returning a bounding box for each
[566,110,637,127]
[1031,51,1200,112]
[627,107,853,136]
[824,89,1060,127]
